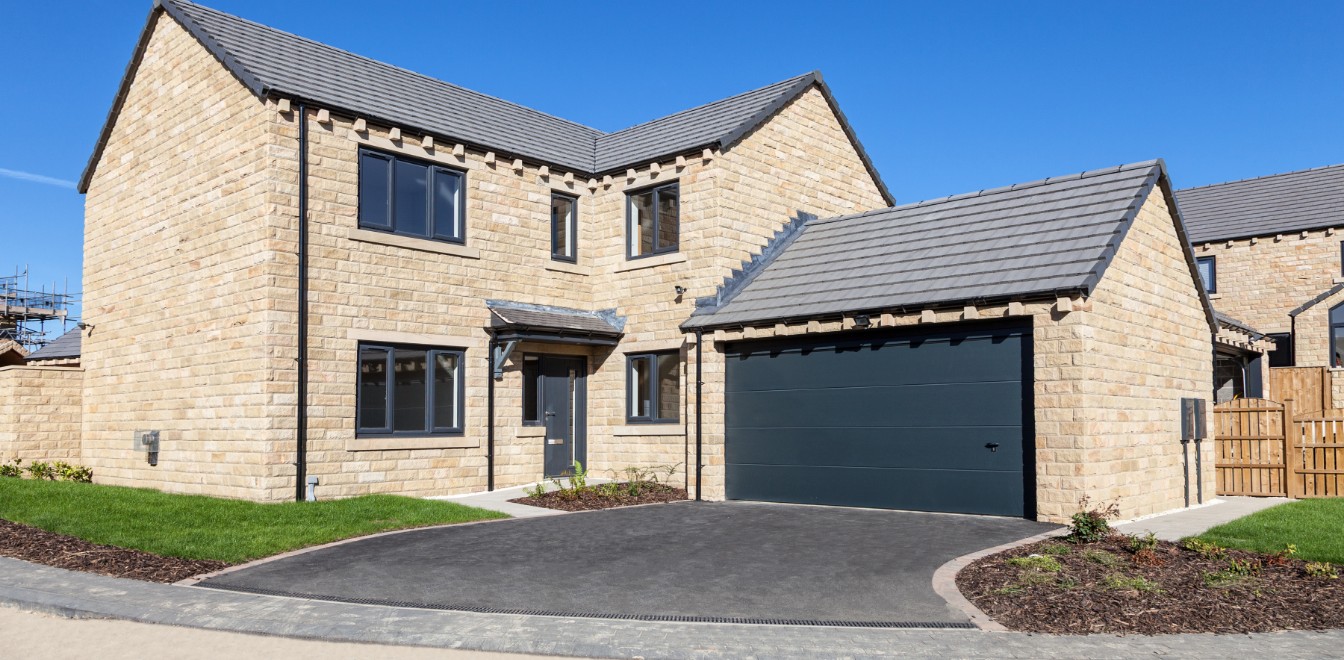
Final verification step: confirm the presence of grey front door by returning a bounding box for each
[541,356,586,478]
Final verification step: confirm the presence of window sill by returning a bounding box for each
[545,260,589,276]
[516,427,547,437]
[349,228,481,259]
[613,424,683,436]
[346,435,479,452]
[614,252,687,273]
[1207,293,1222,300]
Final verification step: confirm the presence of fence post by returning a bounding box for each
[1323,369,1333,411]
[1284,398,1301,499]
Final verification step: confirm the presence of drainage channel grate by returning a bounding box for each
[197,582,976,629]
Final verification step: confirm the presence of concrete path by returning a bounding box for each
[199,501,1054,624]
[3,556,1343,658]
[0,605,541,660]
[1115,496,1289,541]
[431,482,568,518]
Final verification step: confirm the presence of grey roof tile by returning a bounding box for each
[79,0,893,205]
[486,300,623,336]
[1176,163,1344,243]
[26,329,81,362]
[685,161,1198,329]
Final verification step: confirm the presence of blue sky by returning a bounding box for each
[1,0,1341,323]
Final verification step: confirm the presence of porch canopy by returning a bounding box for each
[486,300,624,347]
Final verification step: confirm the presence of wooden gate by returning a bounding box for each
[1213,398,1286,497]
[1215,397,1344,498]
[1269,367,1331,413]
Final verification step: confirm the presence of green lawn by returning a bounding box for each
[0,478,507,563]
[1196,498,1344,564]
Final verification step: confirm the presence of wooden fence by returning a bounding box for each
[1269,367,1331,413]
[1214,397,1344,498]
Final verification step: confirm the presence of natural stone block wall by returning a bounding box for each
[1286,286,1344,368]
[1195,228,1343,365]
[80,14,292,499]
[0,367,83,462]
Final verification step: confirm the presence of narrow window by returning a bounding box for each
[627,351,680,423]
[356,343,465,436]
[357,148,465,243]
[626,182,679,258]
[1266,332,1294,368]
[1196,256,1216,294]
[1331,305,1344,368]
[522,356,541,424]
[551,193,577,262]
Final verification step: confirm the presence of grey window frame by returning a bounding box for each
[357,147,466,244]
[356,342,466,437]
[1196,256,1216,294]
[1331,304,1344,369]
[521,355,543,425]
[625,181,680,259]
[550,192,578,263]
[626,351,680,424]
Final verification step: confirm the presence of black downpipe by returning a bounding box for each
[295,102,310,502]
[487,338,496,491]
[695,329,704,501]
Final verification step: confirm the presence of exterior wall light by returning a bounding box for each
[853,314,871,328]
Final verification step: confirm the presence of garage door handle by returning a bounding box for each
[985,443,1000,452]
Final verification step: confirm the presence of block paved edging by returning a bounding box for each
[930,527,1070,631]
[4,556,1344,658]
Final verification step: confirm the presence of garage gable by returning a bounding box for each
[685,160,1215,332]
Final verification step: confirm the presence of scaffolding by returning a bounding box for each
[1,267,76,353]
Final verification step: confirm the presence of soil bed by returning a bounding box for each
[958,534,1344,634]
[511,482,687,511]
[0,518,229,583]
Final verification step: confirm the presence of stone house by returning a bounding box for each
[1177,164,1344,402]
[21,0,1223,522]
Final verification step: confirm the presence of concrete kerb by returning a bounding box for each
[930,527,1069,631]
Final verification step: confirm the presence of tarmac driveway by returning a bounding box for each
[200,501,1055,624]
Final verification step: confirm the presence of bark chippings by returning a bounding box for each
[0,518,230,583]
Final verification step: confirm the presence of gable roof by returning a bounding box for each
[25,328,81,362]
[684,160,1215,331]
[1176,163,1344,243]
[80,0,892,205]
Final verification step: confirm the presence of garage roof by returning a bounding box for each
[685,160,1207,329]
[1176,163,1344,243]
[25,328,81,362]
[79,0,892,204]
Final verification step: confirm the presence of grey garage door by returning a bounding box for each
[724,323,1033,517]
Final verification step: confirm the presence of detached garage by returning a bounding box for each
[684,160,1219,523]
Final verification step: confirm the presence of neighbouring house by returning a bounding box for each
[1177,164,1344,403]
[0,329,82,464]
[18,0,1222,522]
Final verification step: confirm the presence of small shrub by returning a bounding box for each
[1183,538,1227,560]
[1226,557,1262,576]
[597,482,622,498]
[1305,561,1339,580]
[1267,543,1299,567]
[0,458,21,478]
[1203,569,1249,588]
[569,461,588,491]
[25,461,56,481]
[52,461,93,483]
[1126,532,1158,554]
[1006,555,1062,572]
[1038,543,1071,556]
[1102,573,1162,593]
[1068,495,1120,543]
[1082,549,1121,567]
[525,481,547,499]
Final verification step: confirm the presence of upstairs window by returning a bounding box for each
[627,182,679,258]
[551,193,577,262]
[627,352,680,423]
[358,148,464,243]
[1196,256,1216,294]
[357,343,464,436]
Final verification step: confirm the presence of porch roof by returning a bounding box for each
[486,300,624,346]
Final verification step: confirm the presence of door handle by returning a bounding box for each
[985,443,1000,452]
[544,411,556,417]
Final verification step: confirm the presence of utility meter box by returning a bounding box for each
[133,430,160,452]
[1179,399,1207,442]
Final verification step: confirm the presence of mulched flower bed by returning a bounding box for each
[957,533,1344,634]
[0,518,230,583]
[510,482,687,512]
